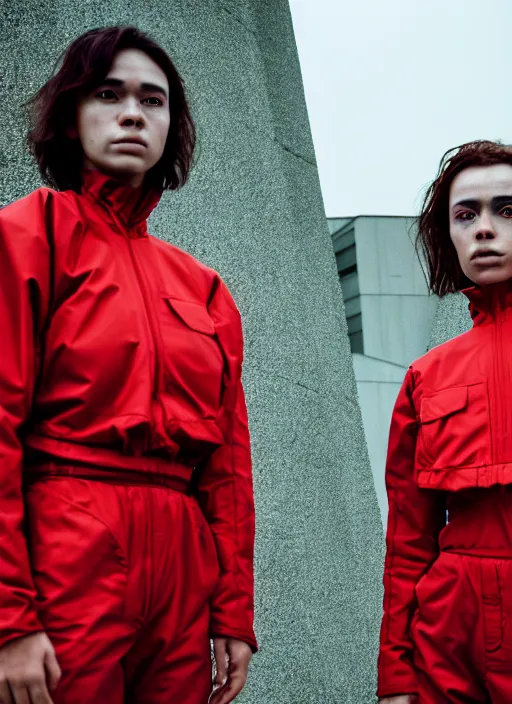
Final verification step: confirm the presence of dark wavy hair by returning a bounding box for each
[25,26,196,192]
[416,140,512,297]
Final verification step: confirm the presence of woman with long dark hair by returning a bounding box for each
[0,25,256,704]
[378,140,512,703]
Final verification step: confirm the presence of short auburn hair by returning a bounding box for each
[25,25,195,192]
[417,139,512,296]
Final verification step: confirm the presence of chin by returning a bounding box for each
[468,270,512,287]
[102,163,147,185]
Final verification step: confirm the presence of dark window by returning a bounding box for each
[349,330,363,354]
[331,225,363,354]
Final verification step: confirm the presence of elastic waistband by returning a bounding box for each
[24,462,192,493]
[23,434,194,493]
[440,486,512,558]
[441,547,512,559]
[24,433,194,475]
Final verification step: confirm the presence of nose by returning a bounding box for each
[118,97,145,128]
[475,209,496,241]
[475,229,495,241]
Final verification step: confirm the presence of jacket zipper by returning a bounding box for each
[495,300,507,496]
[103,201,173,455]
[124,234,169,450]
[89,190,172,453]
[492,294,506,468]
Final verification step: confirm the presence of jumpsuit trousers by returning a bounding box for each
[411,487,512,703]
[23,462,220,704]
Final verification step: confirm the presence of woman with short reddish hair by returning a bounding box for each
[378,140,512,703]
[0,25,256,704]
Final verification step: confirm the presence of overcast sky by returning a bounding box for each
[288,0,512,218]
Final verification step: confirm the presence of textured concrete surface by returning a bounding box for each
[0,1,384,701]
[427,292,472,350]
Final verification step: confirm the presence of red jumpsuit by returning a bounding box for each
[0,169,257,703]
[378,282,512,702]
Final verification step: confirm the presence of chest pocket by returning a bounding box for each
[415,383,491,470]
[160,296,224,420]
[165,298,216,335]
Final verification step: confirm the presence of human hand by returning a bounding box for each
[209,637,252,704]
[379,696,418,704]
[0,632,61,704]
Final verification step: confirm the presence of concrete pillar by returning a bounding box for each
[428,293,472,349]
[0,1,384,700]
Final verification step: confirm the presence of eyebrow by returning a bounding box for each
[98,77,168,99]
[453,196,512,210]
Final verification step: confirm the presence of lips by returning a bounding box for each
[113,137,147,147]
[471,250,503,261]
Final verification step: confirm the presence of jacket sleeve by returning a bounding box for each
[377,367,446,698]
[193,278,257,652]
[0,190,52,649]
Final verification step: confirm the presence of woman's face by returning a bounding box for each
[449,164,512,287]
[75,48,171,188]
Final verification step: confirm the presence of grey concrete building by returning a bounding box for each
[1,1,384,702]
[329,216,439,525]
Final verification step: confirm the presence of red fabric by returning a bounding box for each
[411,552,512,704]
[378,280,512,697]
[412,488,512,703]
[0,169,257,653]
[25,475,220,703]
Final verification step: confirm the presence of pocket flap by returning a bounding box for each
[163,297,216,335]
[420,386,468,423]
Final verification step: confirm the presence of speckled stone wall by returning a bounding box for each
[427,293,472,349]
[0,1,384,701]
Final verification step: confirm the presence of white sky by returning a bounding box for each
[288,0,512,217]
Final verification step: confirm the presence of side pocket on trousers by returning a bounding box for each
[188,497,220,596]
[482,562,503,653]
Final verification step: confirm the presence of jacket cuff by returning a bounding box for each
[376,670,418,699]
[210,624,258,653]
[0,607,45,651]
[377,690,419,700]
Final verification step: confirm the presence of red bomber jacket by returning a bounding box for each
[378,281,512,697]
[0,169,257,652]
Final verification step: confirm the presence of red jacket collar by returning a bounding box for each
[80,169,163,238]
[462,279,512,322]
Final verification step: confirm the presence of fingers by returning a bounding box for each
[7,685,30,704]
[212,638,228,688]
[210,639,252,704]
[209,667,247,704]
[0,680,14,704]
[7,660,57,704]
[43,649,61,692]
[0,674,55,704]
[26,680,54,704]
[0,634,59,704]
[11,674,54,704]
[0,679,54,704]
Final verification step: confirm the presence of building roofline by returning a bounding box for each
[327,213,417,220]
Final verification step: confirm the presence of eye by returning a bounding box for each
[455,211,475,222]
[143,96,164,106]
[501,206,512,218]
[96,89,118,100]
